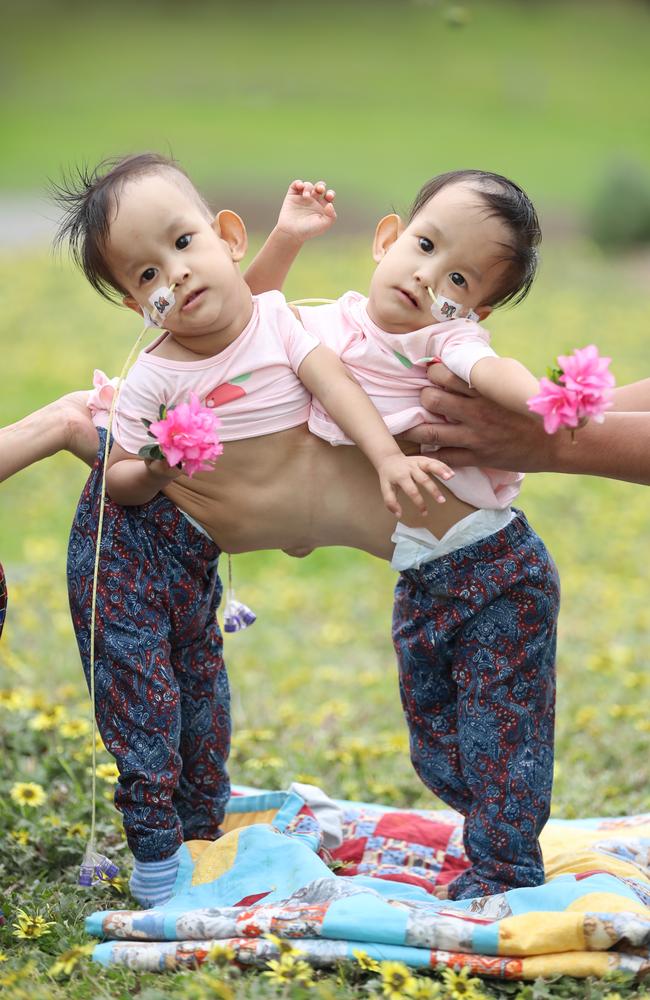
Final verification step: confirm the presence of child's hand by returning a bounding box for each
[378,454,454,518]
[276,179,337,243]
[143,455,184,484]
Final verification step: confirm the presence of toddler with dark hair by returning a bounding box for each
[253,170,559,901]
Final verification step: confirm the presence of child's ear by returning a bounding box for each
[213,210,248,261]
[123,295,144,315]
[372,214,403,262]
[475,305,492,321]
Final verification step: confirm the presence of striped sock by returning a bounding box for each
[129,847,181,908]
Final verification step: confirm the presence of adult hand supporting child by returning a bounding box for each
[406,363,650,486]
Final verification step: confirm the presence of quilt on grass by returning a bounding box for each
[87,786,650,979]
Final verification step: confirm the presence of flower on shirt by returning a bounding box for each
[527,345,615,434]
[139,393,223,477]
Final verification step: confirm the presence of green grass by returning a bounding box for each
[0,238,649,997]
[2,0,650,218]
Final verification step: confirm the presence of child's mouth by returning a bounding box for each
[396,288,419,308]
[182,289,206,312]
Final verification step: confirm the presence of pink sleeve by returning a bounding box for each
[437,328,498,386]
[276,302,321,372]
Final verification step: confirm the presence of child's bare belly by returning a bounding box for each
[164,424,476,560]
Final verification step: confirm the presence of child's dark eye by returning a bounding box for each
[176,234,192,250]
[141,267,156,283]
[450,272,466,287]
[418,237,434,253]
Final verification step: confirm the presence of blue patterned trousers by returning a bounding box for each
[392,511,559,899]
[67,431,230,861]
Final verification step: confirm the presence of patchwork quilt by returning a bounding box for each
[87,787,650,980]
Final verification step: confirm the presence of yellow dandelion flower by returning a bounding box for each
[0,689,27,711]
[262,953,313,985]
[12,909,55,940]
[0,951,8,962]
[10,782,46,807]
[30,706,65,731]
[207,943,236,967]
[380,960,417,999]
[22,691,47,710]
[43,813,62,827]
[50,943,94,978]
[353,949,381,973]
[96,872,126,893]
[95,762,120,781]
[407,978,444,999]
[10,829,29,846]
[68,822,90,839]
[60,718,91,739]
[440,965,485,999]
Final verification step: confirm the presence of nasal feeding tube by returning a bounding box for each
[427,285,479,324]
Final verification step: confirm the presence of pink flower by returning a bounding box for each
[148,393,223,477]
[556,345,615,423]
[86,369,120,428]
[527,346,615,434]
[527,378,582,434]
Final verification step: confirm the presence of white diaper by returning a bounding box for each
[391,507,515,572]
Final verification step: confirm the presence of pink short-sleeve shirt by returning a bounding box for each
[298,291,523,510]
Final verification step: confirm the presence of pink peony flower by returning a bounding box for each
[556,345,615,423]
[527,346,615,434]
[527,377,582,434]
[148,393,223,477]
[86,369,119,428]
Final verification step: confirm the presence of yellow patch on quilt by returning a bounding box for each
[543,847,645,882]
[221,808,279,834]
[565,891,649,915]
[520,951,613,979]
[191,827,242,885]
[183,840,213,863]
[498,912,584,955]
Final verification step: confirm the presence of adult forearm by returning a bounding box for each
[0,409,65,482]
[541,412,650,484]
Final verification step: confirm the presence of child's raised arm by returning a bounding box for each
[244,180,336,295]
[297,345,454,518]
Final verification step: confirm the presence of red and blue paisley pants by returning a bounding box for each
[393,510,559,899]
[67,430,230,861]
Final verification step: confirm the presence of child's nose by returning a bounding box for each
[170,263,191,285]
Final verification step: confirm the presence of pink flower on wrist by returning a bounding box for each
[527,345,615,435]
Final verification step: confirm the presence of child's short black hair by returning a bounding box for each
[52,152,212,303]
[408,169,541,308]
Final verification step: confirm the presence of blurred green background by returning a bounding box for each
[1,4,650,994]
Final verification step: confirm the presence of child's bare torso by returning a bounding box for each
[164,424,476,559]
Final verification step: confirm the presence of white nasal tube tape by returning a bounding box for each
[427,286,479,324]
[143,284,177,327]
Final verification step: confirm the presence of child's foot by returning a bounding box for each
[432,884,449,900]
[129,847,182,908]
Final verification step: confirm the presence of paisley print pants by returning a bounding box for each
[393,510,559,899]
[67,430,230,861]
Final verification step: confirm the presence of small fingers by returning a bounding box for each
[418,457,454,480]
[397,476,428,515]
[381,482,402,518]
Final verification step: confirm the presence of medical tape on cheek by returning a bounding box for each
[427,286,479,324]
[147,284,177,326]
